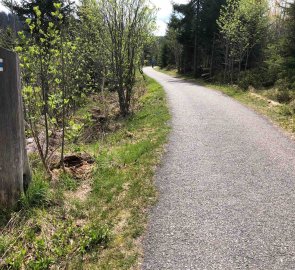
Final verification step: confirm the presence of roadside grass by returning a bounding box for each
[0,77,170,269]
[156,67,295,135]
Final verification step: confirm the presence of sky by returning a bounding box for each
[150,0,189,36]
[0,0,189,36]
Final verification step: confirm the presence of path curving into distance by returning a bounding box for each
[143,67,295,270]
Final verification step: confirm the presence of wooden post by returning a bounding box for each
[0,47,31,208]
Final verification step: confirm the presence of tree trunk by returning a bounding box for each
[117,88,129,117]
[193,0,200,78]
[0,47,31,208]
[210,33,216,78]
[193,34,198,77]
[224,41,229,82]
[245,49,250,71]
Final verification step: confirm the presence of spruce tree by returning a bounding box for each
[282,2,295,88]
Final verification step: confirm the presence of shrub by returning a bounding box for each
[275,79,292,103]
[237,69,263,90]
[289,99,295,114]
[276,89,292,103]
[279,104,292,116]
[212,72,224,83]
[20,172,51,209]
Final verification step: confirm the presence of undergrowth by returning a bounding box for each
[0,77,170,269]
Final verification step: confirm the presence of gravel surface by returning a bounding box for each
[142,67,295,270]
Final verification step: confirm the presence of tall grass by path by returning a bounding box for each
[0,76,170,269]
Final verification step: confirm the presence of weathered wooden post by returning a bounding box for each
[0,47,31,208]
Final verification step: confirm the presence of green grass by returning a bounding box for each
[156,67,295,135]
[0,77,170,269]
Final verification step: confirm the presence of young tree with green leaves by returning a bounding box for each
[3,0,73,33]
[17,4,79,173]
[99,0,156,116]
[218,0,268,82]
[164,14,183,72]
[76,0,109,95]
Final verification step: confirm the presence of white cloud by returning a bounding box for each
[0,3,9,13]
[150,0,189,36]
[155,19,168,37]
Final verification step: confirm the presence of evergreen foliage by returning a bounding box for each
[159,0,294,93]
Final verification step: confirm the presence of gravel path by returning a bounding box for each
[142,67,295,270]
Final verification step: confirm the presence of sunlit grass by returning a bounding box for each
[0,77,170,269]
[156,67,295,135]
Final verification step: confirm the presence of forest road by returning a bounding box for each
[142,67,295,270]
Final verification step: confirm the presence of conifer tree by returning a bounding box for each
[282,2,295,88]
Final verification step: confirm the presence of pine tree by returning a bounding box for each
[282,2,295,88]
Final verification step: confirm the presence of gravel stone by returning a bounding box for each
[142,67,295,270]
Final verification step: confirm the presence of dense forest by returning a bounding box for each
[157,0,295,103]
